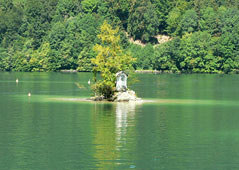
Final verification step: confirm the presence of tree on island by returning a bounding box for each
[91,21,136,99]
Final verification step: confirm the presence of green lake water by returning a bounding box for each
[1,72,239,170]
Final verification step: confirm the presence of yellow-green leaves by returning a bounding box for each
[91,21,135,98]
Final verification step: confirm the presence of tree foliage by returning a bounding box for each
[0,0,239,74]
[91,21,135,98]
[127,0,159,42]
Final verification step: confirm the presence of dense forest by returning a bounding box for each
[0,0,239,73]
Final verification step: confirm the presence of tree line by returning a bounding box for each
[0,0,239,73]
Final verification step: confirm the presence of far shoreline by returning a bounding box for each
[60,69,230,74]
[0,70,235,74]
[60,69,163,74]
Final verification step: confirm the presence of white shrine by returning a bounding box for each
[116,71,127,92]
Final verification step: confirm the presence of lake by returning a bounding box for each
[1,72,239,170]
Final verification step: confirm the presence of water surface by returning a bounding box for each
[0,72,239,170]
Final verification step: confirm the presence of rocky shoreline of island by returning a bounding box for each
[89,90,142,102]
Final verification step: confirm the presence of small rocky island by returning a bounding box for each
[90,71,141,102]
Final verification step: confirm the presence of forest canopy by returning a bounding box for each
[0,0,239,73]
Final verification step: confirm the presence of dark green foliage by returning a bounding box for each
[128,44,154,70]
[215,32,239,73]
[0,0,239,74]
[219,7,239,34]
[178,32,215,72]
[177,9,198,36]
[21,0,58,48]
[46,13,103,71]
[0,0,23,47]
[82,0,99,13]
[0,47,11,71]
[152,0,171,32]
[154,38,180,72]
[200,7,219,35]
[54,0,82,21]
[127,0,159,42]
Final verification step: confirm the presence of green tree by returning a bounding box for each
[154,38,180,72]
[29,42,61,71]
[200,7,219,35]
[46,13,103,71]
[54,0,81,21]
[81,0,99,13]
[178,31,217,73]
[166,7,182,35]
[128,44,154,70]
[98,0,130,29]
[22,0,58,48]
[152,0,171,33]
[215,32,239,73]
[0,0,23,47]
[213,7,239,73]
[127,0,159,42]
[0,47,11,71]
[219,7,239,34]
[91,21,135,98]
[177,9,198,36]
[166,0,191,35]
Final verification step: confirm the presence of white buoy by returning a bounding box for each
[88,79,91,85]
[16,78,19,83]
[28,92,31,97]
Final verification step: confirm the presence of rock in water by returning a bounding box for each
[88,90,141,102]
[113,90,141,102]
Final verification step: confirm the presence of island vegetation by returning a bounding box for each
[91,21,135,99]
[0,0,239,74]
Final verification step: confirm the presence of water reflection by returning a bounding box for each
[93,102,141,169]
[115,102,136,141]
